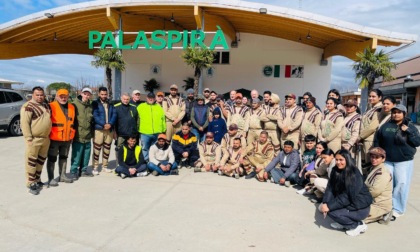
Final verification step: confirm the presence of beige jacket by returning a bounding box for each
[300,107,322,139]
[249,106,269,130]
[20,100,52,141]
[162,96,186,122]
[227,104,250,132]
[341,111,361,147]
[245,140,274,167]
[318,110,344,142]
[365,163,392,212]
[199,142,222,165]
[277,104,304,133]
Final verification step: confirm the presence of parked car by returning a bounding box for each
[0,88,26,136]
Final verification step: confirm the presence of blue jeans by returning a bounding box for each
[191,128,206,143]
[140,134,158,161]
[269,168,298,184]
[147,161,178,176]
[385,160,414,215]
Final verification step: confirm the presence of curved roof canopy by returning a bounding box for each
[0,0,417,60]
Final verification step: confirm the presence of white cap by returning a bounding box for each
[81,87,92,94]
[132,90,141,95]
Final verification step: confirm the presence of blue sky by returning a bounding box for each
[0,0,419,91]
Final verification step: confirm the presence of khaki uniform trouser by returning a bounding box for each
[362,140,374,164]
[247,129,261,145]
[280,131,300,150]
[314,178,328,199]
[243,155,265,175]
[266,130,280,152]
[25,137,49,187]
[327,138,341,154]
[222,163,241,176]
[195,159,218,172]
[93,129,113,169]
[365,204,390,223]
[166,121,182,141]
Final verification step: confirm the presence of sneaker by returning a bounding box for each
[36,181,44,190]
[296,188,306,195]
[152,170,159,176]
[194,167,202,173]
[218,170,222,176]
[285,181,291,187]
[81,171,94,177]
[392,210,404,218]
[346,222,367,236]
[48,179,59,187]
[270,177,274,183]
[103,168,113,173]
[310,197,322,203]
[71,173,79,181]
[170,169,179,175]
[245,171,256,179]
[121,173,127,179]
[234,173,240,179]
[330,222,345,230]
[92,169,99,176]
[378,211,392,225]
[137,171,148,177]
[28,183,39,195]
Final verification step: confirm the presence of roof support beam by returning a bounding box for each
[0,41,92,59]
[194,5,202,30]
[203,13,236,42]
[107,6,119,30]
[323,38,377,60]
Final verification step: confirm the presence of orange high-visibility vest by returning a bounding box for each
[49,101,76,141]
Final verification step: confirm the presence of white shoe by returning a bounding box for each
[218,170,222,176]
[296,188,306,195]
[92,169,99,176]
[137,171,148,177]
[284,181,291,187]
[234,173,240,179]
[346,222,367,236]
[121,174,127,179]
[330,222,345,230]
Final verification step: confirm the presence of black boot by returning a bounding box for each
[59,158,73,183]
[46,161,59,187]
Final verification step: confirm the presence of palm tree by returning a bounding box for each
[182,77,195,91]
[352,48,396,111]
[181,46,215,96]
[143,78,160,93]
[91,48,126,99]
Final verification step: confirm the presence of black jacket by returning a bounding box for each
[323,168,372,211]
[114,102,138,137]
[117,143,146,169]
[374,118,420,162]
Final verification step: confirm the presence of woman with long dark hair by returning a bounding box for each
[378,95,396,129]
[319,149,372,236]
[374,104,420,220]
[357,89,385,166]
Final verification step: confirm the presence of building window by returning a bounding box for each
[213,52,230,64]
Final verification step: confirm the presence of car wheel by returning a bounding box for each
[8,116,22,136]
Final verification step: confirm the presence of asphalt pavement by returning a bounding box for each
[0,132,419,251]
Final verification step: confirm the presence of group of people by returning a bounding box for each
[21,84,420,237]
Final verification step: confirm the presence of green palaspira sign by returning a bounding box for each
[89,26,229,50]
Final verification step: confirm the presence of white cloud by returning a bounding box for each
[35,79,46,83]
